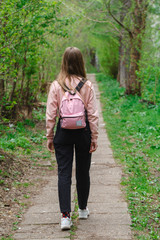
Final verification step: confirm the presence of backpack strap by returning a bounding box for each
[75,78,87,92]
[62,78,87,95]
[63,84,71,92]
[75,78,88,110]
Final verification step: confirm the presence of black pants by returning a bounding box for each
[54,120,91,213]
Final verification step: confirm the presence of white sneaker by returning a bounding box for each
[78,207,89,219]
[61,217,72,230]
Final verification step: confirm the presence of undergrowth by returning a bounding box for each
[96,73,160,240]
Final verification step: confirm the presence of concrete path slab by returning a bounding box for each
[14,73,131,240]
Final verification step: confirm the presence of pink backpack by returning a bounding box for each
[59,79,87,129]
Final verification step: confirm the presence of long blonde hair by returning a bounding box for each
[57,47,86,91]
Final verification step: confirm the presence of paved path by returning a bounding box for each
[14,74,131,240]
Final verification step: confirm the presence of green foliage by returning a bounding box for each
[46,0,120,77]
[0,108,46,155]
[137,2,160,103]
[74,0,119,76]
[137,66,160,104]
[91,31,119,77]
[32,108,46,121]
[97,73,160,239]
[0,0,71,119]
[1,0,160,121]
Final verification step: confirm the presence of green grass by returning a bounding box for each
[1,238,14,240]
[96,73,160,240]
[0,119,45,154]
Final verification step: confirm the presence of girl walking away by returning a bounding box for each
[46,47,99,230]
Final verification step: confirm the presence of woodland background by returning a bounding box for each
[0,0,160,120]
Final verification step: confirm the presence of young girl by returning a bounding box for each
[46,47,99,230]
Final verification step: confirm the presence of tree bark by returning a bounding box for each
[9,63,19,101]
[20,51,27,96]
[126,0,148,95]
[0,5,7,102]
[117,30,130,88]
[0,78,5,101]
[117,0,131,88]
[126,38,142,95]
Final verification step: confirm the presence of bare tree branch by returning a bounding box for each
[106,0,133,38]
[61,1,122,35]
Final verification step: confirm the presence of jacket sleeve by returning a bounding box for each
[86,84,99,144]
[46,82,58,140]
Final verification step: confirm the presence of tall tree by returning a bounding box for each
[127,0,148,95]
[117,0,131,88]
[108,0,149,95]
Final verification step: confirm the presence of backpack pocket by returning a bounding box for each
[60,113,86,129]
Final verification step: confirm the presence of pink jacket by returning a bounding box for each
[46,77,99,143]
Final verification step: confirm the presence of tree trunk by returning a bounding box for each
[20,51,27,96]
[26,77,31,106]
[0,78,5,101]
[117,30,130,88]
[126,38,142,95]
[0,74,5,117]
[0,5,6,102]
[89,48,96,67]
[117,0,131,88]
[126,0,148,96]
[9,63,19,101]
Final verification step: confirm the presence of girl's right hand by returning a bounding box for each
[47,139,54,153]
[89,142,97,153]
